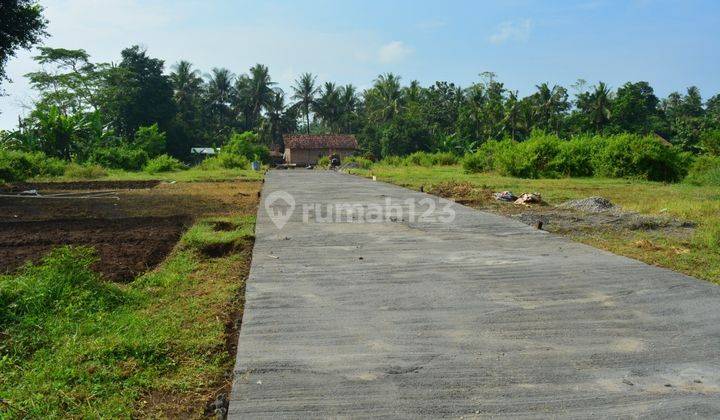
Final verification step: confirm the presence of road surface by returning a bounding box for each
[230,170,720,418]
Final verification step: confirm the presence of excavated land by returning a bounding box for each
[0,180,260,281]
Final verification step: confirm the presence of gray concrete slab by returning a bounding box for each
[229,170,720,418]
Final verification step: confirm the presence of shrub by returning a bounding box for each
[133,124,166,158]
[699,129,720,156]
[550,136,605,177]
[378,156,403,166]
[592,134,690,182]
[432,151,459,166]
[144,154,185,174]
[90,146,148,170]
[0,150,66,182]
[223,132,269,162]
[64,163,107,179]
[317,156,330,168]
[344,155,373,169]
[461,140,511,173]
[494,133,562,178]
[199,153,250,170]
[685,155,720,186]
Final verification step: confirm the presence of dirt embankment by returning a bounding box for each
[0,180,259,281]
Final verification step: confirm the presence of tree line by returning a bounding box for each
[1,45,719,164]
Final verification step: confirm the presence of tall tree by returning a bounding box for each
[236,64,275,129]
[611,81,660,134]
[206,67,235,142]
[576,82,612,132]
[0,0,47,92]
[313,82,342,132]
[291,72,319,134]
[102,46,175,139]
[531,83,569,134]
[366,73,403,122]
[25,47,104,114]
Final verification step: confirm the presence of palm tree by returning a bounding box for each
[170,61,203,107]
[339,84,358,132]
[205,68,236,140]
[314,82,342,132]
[587,82,612,132]
[532,83,569,134]
[292,72,319,134]
[239,64,275,129]
[370,73,403,122]
[264,89,289,149]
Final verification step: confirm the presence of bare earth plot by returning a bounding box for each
[230,170,720,418]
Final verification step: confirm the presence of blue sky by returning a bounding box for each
[1,0,719,129]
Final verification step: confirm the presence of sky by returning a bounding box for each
[1,0,719,129]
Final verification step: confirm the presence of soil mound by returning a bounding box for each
[559,196,616,212]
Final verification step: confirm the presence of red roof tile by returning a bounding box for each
[284,134,358,150]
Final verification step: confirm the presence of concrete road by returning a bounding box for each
[229,170,720,418]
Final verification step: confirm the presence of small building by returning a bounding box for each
[190,147,218,164]
[283,134,358,165]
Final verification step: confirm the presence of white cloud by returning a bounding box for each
[488,19,533,45]
[378,41,413,64]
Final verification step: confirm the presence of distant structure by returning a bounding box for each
[283,134,358,165]
[190,147,217,164]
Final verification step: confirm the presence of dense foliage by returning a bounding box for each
[3,44,720,185]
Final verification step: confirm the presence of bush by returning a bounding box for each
[344,155,373,169]
[550,136,605,177]
[592,134,690,182]
[144,154,185,174]
[90,146,148,170]
[494,133,562,178]
[699,129,720,156]
[133,124,166,158]
[64,163,107,179]
[223,132,269,163]
[317,156,330,168]
[685,155,720,186]
[199,153,250,170]
[378,155,403,166]
[0,150,66,182]
[462,140,511,173]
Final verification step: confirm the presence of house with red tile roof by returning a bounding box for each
[283,134,358,165]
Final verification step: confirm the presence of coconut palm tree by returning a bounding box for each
[532,83,569,134]
[237,64,276,129]
[369,73,403,122]
[205,68,236,140]
[339,84,358,132]
[292,72,319,134]
[170,61,203,107]
[313,82,342,132]
[587,82,612,132]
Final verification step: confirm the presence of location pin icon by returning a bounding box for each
[264,191,296,230]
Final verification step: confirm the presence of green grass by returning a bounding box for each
[351,164,720,283]
[0,217,256,418]
[35,166,265,183]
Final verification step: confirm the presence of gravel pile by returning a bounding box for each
[559,196,616,213]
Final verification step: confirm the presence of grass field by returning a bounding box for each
[0,173,261,418]
[350,164,720,284]
[41,166,266,183]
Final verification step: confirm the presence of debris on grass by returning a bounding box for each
[493,191,517,202]
[559,196,616,213]
[514,192,542,205]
